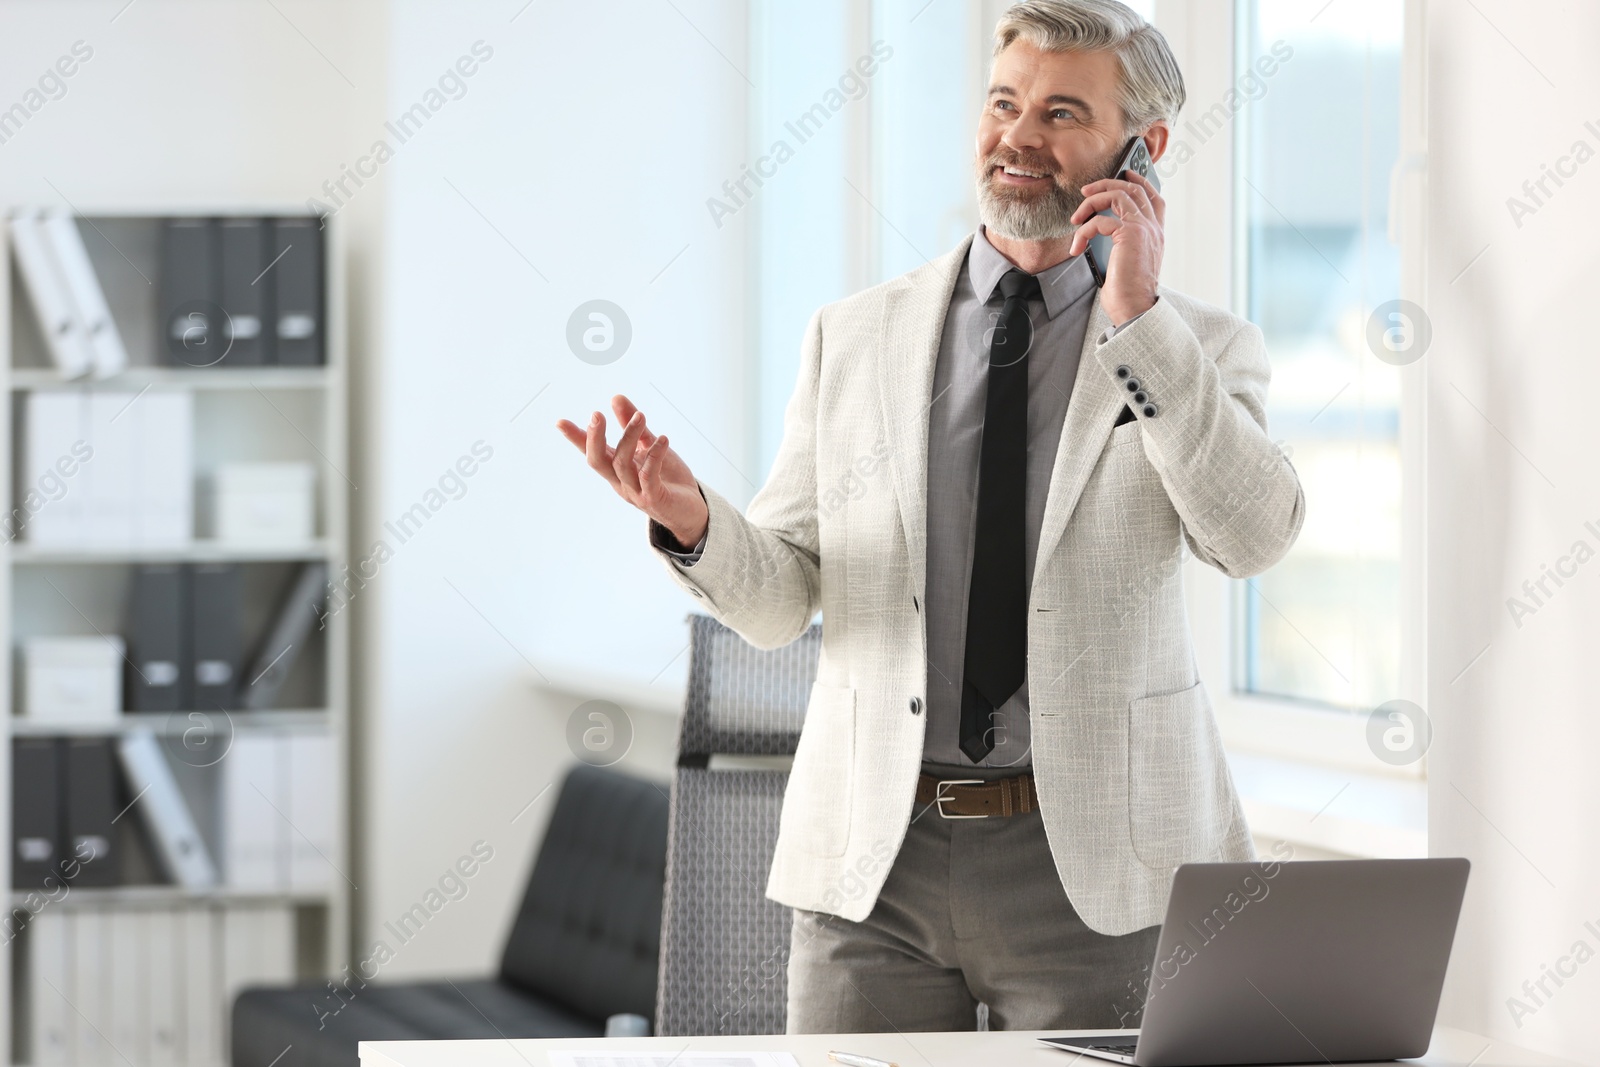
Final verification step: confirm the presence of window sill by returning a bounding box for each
[1227,749,1427,859]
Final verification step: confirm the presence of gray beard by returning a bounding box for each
[974,143,1125,241]
[976,174,1083,240]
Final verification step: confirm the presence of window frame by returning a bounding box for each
[1154,0,1428,782]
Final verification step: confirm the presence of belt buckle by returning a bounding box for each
[935,779,988,819]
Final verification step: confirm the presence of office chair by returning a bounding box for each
[653,612,822,1037]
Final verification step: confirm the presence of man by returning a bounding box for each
[557,0,1303,1034]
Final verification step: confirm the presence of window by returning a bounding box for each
[752,0,982,480]
[747,0,1416,742]
[1232,0,1405,713]
[751,2,858,478]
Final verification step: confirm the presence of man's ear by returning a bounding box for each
[1143,122,1171,164]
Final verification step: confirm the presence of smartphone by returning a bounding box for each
[1086,136,1160,288]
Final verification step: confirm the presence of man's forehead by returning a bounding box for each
[989,45,1114,103]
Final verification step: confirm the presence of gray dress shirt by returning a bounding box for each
[920,228,1103,772]
[653,226,1147,777]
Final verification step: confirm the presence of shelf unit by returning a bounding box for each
[1,210,350,1066]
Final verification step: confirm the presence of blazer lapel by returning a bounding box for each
[1032,288,1125,596]
[876,235,972,605]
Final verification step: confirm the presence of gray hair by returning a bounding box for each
[992,0,1186,134]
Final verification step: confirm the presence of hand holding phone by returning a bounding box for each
[1085,136,1161,288]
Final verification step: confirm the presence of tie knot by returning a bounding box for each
[997,268,1042,304]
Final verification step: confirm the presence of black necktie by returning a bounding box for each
[959,268,1039,763]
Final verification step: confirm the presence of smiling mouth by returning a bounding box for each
[992,164,1053,185]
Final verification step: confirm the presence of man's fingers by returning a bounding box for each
[639,433,669,501]
[1072,189,1142,224]
[1068,213,1119,257]
[555,419,588,451]
[1118,182,1157,225]
[1126,169,1165,224]
[612,411,647,493]
[612,394,658,448]
[584,412,623,490]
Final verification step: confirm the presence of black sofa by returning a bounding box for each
[232,763,669,1066]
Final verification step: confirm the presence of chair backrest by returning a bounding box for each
[654,612,823,1037]
[498,762,670,1023]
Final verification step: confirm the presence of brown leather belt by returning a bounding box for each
[915,771,1037,818]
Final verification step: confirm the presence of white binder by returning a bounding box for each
[116,730,219,888]
[10,210,94,378]
[289,730,337,891]
[221,904,295,1053]
[135,390,194,546]
[71,909,110,1067]
[24,390,88,544]
[223,730,287,889]
[29,910,72,1066]
[109,909,147,1063]
[182,905,222,1066]
[146,908,183,1067]
[41,209,129,378]
[85,391,138,545]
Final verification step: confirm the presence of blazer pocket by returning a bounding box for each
[1109,418,1144,449]
[778,682,857,858]
[1126,680,1230,870]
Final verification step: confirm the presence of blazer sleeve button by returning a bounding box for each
[909,696,923,715]
[1115,364,1133,380]
[1142,403,1159,418]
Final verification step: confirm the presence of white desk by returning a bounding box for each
[361,1025,1578,1067]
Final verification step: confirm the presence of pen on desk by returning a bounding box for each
[827,1051,899,1067]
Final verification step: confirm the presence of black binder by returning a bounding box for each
[271,217,323,365]
[190,563,242,709]
[159,218,218,367]
[127,564,189,712]
[218,217,269,366]
[62,738,118,887]
[12,739,62,890]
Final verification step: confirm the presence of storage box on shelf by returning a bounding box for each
[21,636,124,724]
[2,210,349,1066]
[210,461,317,545]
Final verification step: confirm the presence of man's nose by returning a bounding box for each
[1001,107,1047,151]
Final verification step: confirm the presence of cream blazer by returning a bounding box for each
[651,233,1305,935]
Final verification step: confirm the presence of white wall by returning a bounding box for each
[360,0,750,975]
[1426,1,1600,1062]
[0,1,384,212]
[0,0,753,983]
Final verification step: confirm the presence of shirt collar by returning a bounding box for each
[969,224,1096,321]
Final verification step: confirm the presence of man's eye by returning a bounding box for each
[1052,109,1075,120]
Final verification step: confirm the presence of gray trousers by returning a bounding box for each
[785,792,1159,1033]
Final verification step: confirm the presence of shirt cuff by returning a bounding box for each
[1099,297,1158,343]
[651,519,706,564]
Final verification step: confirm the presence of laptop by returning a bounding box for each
[1040,857,1470,1066]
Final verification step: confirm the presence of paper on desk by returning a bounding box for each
[546,1053,799,1067]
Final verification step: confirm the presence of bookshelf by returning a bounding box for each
[0,210,350,1066]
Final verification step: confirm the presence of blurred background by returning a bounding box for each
[0,0,1597,1065]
